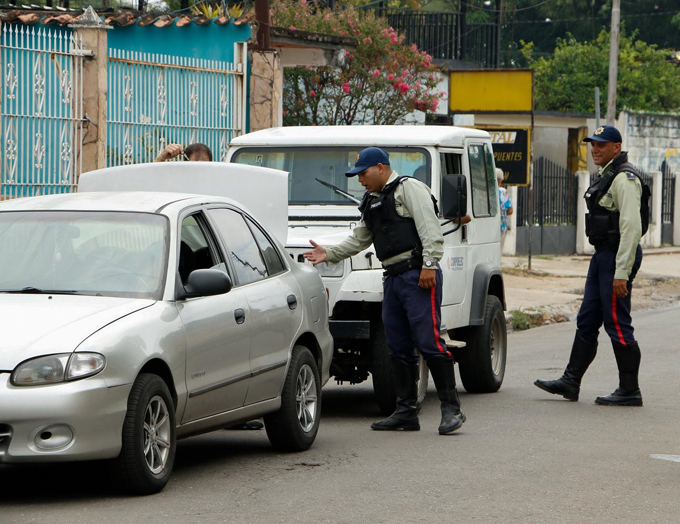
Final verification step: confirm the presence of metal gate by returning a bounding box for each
[106,45,246,166]
[1,24,86,199]
[516,157,579,255]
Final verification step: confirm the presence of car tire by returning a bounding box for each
[457,295,507,393]
[372,322,428,416]
[110,373,176,495]
[264,345,321,452]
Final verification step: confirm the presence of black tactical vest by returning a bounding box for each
[359,176,431,261]
[584,152,650,250]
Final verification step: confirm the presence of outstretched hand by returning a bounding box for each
[303,240,328,265]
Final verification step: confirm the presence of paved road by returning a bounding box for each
[2,307,679,523]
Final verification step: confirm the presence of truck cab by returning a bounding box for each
[228,125,507,414]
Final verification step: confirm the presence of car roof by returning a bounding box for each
[0,191,230,213]
[229,125,490,148]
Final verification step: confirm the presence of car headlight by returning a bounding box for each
[315,261,344,278]
[11,352,106,386]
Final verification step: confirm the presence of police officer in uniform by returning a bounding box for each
[535,125,645,406]
[303,147,465,434]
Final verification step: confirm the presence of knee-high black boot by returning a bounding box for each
[427,356,466,434]
[534,330,598,401]
[371,359,420,431]
[595,341,643,406]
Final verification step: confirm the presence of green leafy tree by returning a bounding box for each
[271,0,443,125]
[521,29,680,114]
[508,0,679,64]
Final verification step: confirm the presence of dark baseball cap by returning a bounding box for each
[345,147,390,177]
[583,125,622,143]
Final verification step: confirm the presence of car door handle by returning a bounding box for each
[287,294,297,310]
[234,308,246,324]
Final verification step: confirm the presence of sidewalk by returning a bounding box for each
[501,247,680,327]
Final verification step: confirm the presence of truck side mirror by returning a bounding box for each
[441,174,467,219]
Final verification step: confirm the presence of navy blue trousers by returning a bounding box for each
[576,245,643,347]
[382,265,450,366]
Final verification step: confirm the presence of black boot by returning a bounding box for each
[427,356,466,434]
[595,341,643,406]
[371,359,420,431]
[534,330,597,401]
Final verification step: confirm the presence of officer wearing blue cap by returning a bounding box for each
[535,125,647,406]
[304,147,465,434]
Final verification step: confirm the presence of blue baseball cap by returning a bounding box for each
[583,125,622,143]
[345,147,390,177]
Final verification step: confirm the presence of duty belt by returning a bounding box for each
[383,256,423,277]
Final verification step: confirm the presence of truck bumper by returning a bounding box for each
[329,320,371,340]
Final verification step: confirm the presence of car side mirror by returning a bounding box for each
[441,174,467,219]
[177,269,233,300]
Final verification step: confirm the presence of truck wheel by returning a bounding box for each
[264,345,321,452]
[457,295,507,393]
[371,322,428,416]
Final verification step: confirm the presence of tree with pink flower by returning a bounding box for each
[271,0,442,125]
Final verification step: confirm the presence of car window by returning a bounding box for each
[244,215,286,276]
[207,209,269,285]
[468,144,493,217]
[179,214,222,285]
[0,211,167,299]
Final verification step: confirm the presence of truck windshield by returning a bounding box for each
[231,147,431,205]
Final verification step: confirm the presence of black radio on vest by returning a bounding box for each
[584,152,650,250]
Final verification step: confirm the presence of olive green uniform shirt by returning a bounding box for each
[597,159,642,280]
[325,171,444,267]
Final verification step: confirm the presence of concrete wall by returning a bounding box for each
[619,112,680,174]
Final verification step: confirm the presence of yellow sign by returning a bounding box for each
[449,70,533,113]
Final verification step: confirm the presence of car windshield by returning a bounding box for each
[0,211,168,299]
[231,147,431,205]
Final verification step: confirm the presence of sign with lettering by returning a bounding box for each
[477,126,530,186]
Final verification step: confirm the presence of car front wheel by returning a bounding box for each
[110,373,176,495]
[264,345,321,452]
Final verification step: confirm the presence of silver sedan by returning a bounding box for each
[0,190,332,495]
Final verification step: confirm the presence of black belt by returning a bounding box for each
[383,256,423,277]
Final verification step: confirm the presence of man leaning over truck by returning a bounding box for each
[303,147,466,435]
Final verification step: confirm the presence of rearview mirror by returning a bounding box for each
[441,174,467,219]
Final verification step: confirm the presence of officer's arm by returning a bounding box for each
[399,180,444,267]
[325,220,373,264]
[611,172,642,281]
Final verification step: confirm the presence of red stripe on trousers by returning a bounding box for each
[611,290,627,346]
[430,286,450,357]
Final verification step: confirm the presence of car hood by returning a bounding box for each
[287,225,356,248]
[0,295,155,369]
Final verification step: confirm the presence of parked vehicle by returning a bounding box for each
[228,126,507,414]
[0,163,333,495]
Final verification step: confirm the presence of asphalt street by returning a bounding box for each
[2,306,679,524]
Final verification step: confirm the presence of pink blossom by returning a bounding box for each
[363,37,373,44]
[342,82,350,94]
[305,65,311,70]
[398,83,410,94]
[354,29,361,35]
[349,54,355,60]
[430,100,439,111]
[289,25,297,31]
[345,50,351,57]
[387,73,394,80]
[373,69,380,77]
[310,90,315,97]
[392,83,399,89]
[429,74,434,79]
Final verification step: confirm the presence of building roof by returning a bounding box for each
[0,7,254,28]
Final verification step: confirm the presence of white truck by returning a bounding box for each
[227,126,507,414]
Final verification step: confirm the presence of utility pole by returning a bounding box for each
[606,0,620,125]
